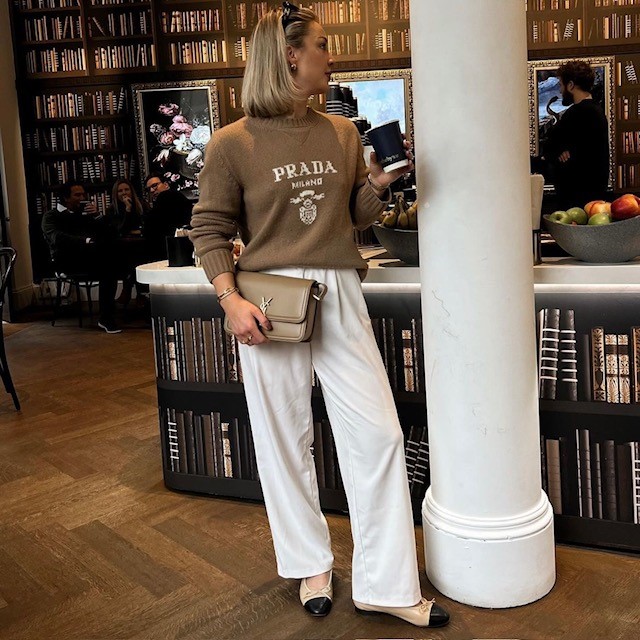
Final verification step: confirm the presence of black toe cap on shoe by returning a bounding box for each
[429,603,450,627]
[304,596,332,616]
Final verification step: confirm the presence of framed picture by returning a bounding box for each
[528,56,615,189]
[132,80,220,200]
[329,68,413,143]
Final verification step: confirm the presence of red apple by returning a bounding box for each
[611,194,640,220]
[584,200,611,218]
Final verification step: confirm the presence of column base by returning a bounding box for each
[422,488,556,608]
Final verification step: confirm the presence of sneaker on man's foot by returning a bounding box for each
[98,320,122,334]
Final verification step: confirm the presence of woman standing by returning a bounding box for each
[190,2,450,629]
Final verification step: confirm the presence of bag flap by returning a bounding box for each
[235,271,317,324]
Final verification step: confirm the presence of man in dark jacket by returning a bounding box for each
[544,60,610,210]
[143,172,193,262]
[42,180,121,333]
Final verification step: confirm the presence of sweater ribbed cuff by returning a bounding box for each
[200,249,235,283]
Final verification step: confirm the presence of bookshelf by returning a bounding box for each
[585,0,640,46]
[149,286,430,525]
[614,54,640,189]
[527,0,585,50]
[141,271,640,552]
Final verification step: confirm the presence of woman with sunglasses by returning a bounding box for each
[190,2,449,629]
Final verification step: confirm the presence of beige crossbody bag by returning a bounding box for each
[223,271,328,343]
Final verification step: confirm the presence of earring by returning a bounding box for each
[290,63,297,71]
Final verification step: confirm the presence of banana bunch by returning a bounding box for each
[381,195,418,230]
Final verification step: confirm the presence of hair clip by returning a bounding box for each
[282,1,300,31]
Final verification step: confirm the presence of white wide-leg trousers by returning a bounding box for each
[237,267,421,606]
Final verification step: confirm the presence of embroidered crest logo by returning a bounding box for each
[260,297,273,315]
[290,190,326,225]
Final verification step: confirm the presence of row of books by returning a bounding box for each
[161,9,222,33]
[153,314,424,394]
[618,59,639,84]
[87,12,151,38]
[164,408,259,481]
[529,18,582,43]
[17,0,79,9]
[23,15,82,41]
[232,36,250,62]
[24,123,129,152]
[527,0,580,10]
[617,96,640,121]
[33,88,127,119]
[537,308,640,403]
[168,40,227,66]
[163,408,432,501]
[370,0,410,21]
[230,2,268,31]
[594,0,640,7]
[88,0,149,5]
[373,27,410,53]
[542,431,640,524]
[326,32,366,56]
[404,424,430,499]
[154,317,243,384]
[37,153,133,185]
[34,190,112,217]
[589,14,640,40]
[616,162,640,188]
[620,129,640,153]
[304,1,363,25]
[26,47,86,74]
[93,43,156,69]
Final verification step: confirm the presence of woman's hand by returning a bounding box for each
[123,196,133,212]
[221,293,272,346]
[369,137,414,193]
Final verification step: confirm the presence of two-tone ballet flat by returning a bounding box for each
[299,571,333,617]
[353,596,450,627]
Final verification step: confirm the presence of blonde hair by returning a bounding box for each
[241,7,318,118]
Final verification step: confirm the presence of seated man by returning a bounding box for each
[142,172,193,262]
[42,180,122,334]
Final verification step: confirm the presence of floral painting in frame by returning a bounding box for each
[132,80,220,200]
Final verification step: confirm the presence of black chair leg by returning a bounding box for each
[0,326,20,411]
[74,281,83,327]
[86,283,94,321]
[52,277,63,327]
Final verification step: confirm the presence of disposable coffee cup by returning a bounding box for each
[366,119,409,173]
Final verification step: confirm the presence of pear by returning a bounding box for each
[407,206,418,230]
[382,209,397,228]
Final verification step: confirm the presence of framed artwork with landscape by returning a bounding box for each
[329,68,413,143]
[132,80,220,200]
[528,56,615,190]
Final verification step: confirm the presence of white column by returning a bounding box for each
[410,0,556,607]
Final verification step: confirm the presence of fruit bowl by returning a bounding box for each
[543,213,640,263]
[372,224,419,266]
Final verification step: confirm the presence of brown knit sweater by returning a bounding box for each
[189,108,389,282]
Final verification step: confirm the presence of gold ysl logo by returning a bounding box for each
[260,296,273,315]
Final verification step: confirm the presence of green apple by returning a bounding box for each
[566,206,588,225]
[548,210,571,224]
[587,212,612,226]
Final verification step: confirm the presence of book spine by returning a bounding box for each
[618,334,632,404]
[545,438,562,514]
[202,413,216,477]
[591,327,606,401]
[601,440,618,521]
[559,309,578,401]
[632,327,640,403]
[577,333,592,401]
[175,411,188,473]
[605,334,620,403]
[221,422,233,478]
[166,408,180,473]
[577,428,593,518]
[633,442,640,525]
[616,442,635,523]
[401,328,415,392]
[538,308,560,399]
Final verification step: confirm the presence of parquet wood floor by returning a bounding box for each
[0,322,638,640]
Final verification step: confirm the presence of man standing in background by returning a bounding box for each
[545,60,610,210]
